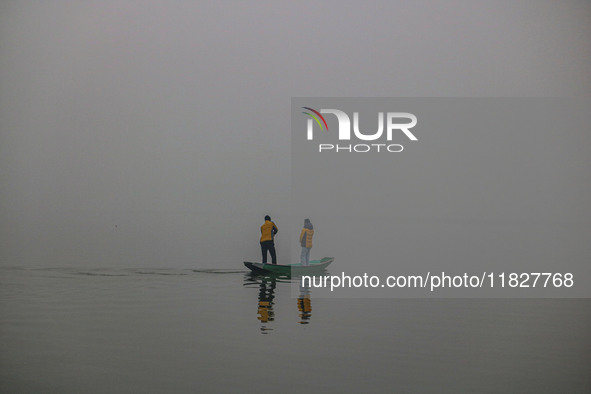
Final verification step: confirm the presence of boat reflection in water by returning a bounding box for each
[244,271,326,334]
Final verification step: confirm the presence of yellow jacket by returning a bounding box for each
[299,228,314,248]
[260,220,278,242]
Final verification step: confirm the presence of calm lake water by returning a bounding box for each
[1,265,590,393]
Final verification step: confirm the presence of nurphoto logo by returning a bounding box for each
[302,107,418,153]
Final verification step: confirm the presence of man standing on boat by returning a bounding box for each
[260,215,279,265]
[299,218,314,266]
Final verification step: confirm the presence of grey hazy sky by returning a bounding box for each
[1,1,590,267]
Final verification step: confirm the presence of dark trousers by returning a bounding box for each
[260,241,277,264]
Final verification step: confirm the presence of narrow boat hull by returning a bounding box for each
[244,257,333,275]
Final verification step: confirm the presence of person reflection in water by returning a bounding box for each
[257,276,276,333]
[297,281,312,324]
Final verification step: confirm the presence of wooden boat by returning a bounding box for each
[244,257,333,275]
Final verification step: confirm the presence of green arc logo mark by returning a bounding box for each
[302,107,328,131]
